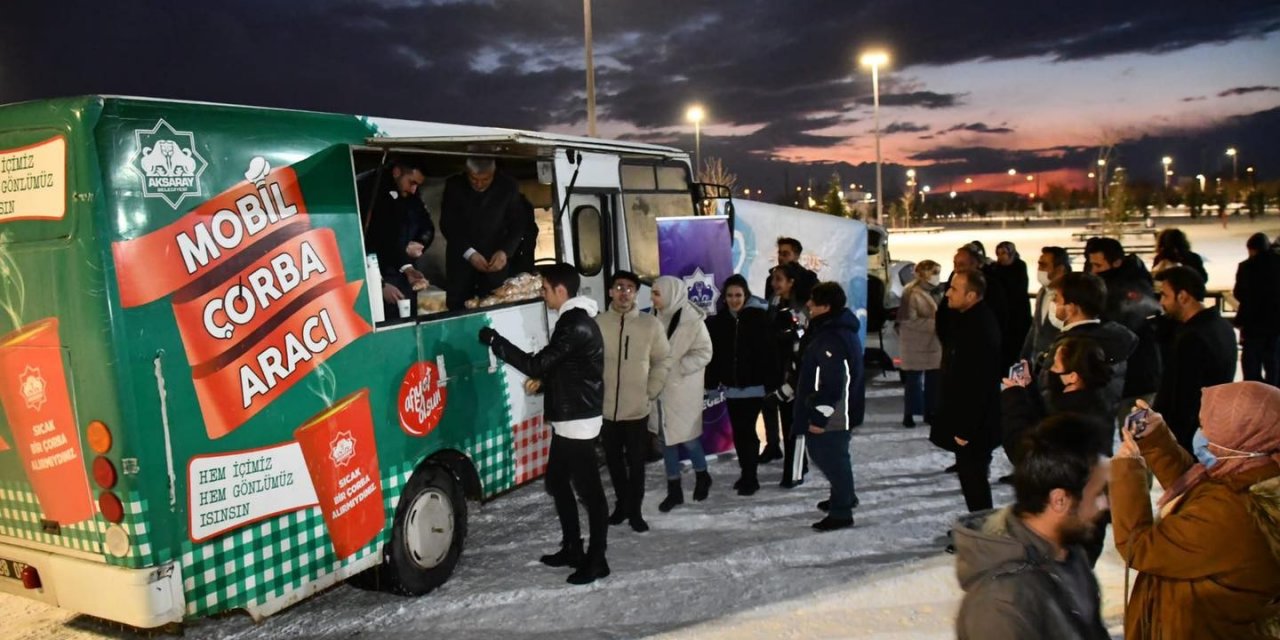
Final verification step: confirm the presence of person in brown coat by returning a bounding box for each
[1111,381,1280,640]
[896,260,943,428]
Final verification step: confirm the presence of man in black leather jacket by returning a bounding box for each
[479,263,609,585]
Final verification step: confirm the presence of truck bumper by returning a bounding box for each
[0,539,184,628]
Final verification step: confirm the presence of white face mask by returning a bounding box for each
[1037,270,1052,287]
[1045,298,1065,329]
[927,275,941,286]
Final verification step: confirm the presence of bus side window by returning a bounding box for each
[571,205,603,276]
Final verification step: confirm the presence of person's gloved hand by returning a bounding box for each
[478,327,499,346]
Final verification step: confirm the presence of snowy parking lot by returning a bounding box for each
[8,214,1269,639]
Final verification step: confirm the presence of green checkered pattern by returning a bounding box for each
[0,481,106,555]
[177,460,414,618]
[465,425,514,498]
[108,495,163,568]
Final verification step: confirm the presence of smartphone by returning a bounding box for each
[1125,408,1150,438]
[1008,361,1027,381]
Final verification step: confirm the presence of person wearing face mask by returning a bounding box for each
[897,260,943,428]
[1001,336,1115,566]
[705,275,781,496]
[650,276,715,511]
[953,415,1112,640]
[1036,272,1136,417]
[1111,382,1280,640]
[1020,246,1071,371]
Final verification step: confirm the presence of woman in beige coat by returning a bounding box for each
[897,260,943,428]
[650,276,715,512]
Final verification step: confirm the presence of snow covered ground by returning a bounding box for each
[9,215,1265,639]
[4,373,1135,640]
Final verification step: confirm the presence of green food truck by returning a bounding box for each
[0,95,714,627]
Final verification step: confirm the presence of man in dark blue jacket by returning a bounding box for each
[793,282,864,531]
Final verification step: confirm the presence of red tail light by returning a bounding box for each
[21,565,41,590]
[92,456,117,489]
[98,492,124,523]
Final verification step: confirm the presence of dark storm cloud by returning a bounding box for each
[1217,85,1280,98]
[939,122,1015,135]
[884,122,931,134]
[857,92,966,110]
[3,0,1278,197]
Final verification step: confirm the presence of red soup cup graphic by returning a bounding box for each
[293,389,385,560]
[0,317,94,524]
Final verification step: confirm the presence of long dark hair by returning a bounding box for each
[720,274,751,311]
[1155,228,1193,263]
[771,262,810,306]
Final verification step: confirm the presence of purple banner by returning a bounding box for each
[658,216,735,455]
[657,216,734,317]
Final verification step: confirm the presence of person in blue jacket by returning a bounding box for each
[792,282,864,531]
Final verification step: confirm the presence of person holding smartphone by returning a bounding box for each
[1001,336,1115,565]
[1111,382,1280,639]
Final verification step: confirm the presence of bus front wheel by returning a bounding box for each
[378,465,468,595]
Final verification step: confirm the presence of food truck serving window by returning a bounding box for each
[619,161,696,281]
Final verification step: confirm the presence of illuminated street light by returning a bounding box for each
[1226,147,1238,181]
[1196,174,1206,191]
[1162,156,1173,189]
[860,50,890,224]
[686,105,705,173]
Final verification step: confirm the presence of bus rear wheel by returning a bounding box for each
[372,465,468,596]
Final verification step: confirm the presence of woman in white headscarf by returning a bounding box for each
[650,275,715,512]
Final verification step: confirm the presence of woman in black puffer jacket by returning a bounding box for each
[706,275,781,495]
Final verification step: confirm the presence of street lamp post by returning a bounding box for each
[686,105,705,176]
[1226,147,1238,182]
[1096,159,1107,213]
[1161,156,1173,190]
[583,0,597,137]
[905,168,917,229]
[860,51,889,225]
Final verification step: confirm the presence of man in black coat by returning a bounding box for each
[1153,266,1238,453]
[479,263,610,585]
[991,242,1033,368]
[931,269,1003,513]
[442,157,528,309]
[937,246,1009,353]
[1086,237,1162,420]
[762,236,819,303]
[1234,232,1280,386]
[359,161,434,311]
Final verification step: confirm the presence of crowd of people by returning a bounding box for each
[472,217,1280,637]
[940,230,1280,637]
[476,236,864,585]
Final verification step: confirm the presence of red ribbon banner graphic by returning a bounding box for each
[113,168,309,308]
[193,281,370,439]
[170,228,347,366]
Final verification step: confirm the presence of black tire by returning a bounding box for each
[359,465,467,596]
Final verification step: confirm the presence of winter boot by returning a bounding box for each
[539,538,585,568]
[566,546,611,585]
[737,472,760,497]
[811,515,854,532]
[628,513,650,533]
[608,500,628,526]
[692,471,712,502]
[658,479,683,513]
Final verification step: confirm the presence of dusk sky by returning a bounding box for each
[4,1,1279,198]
